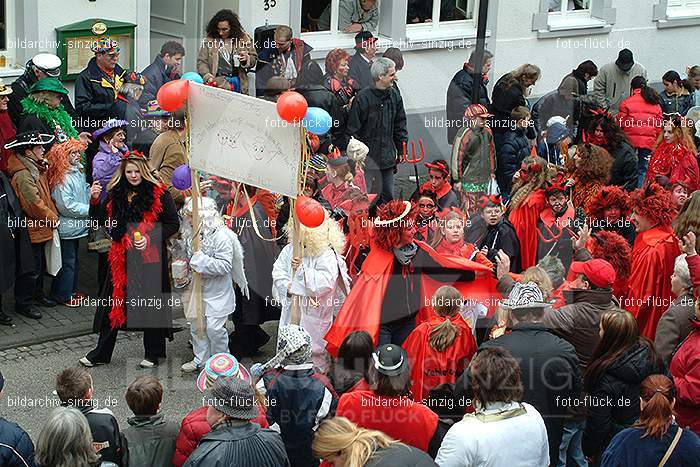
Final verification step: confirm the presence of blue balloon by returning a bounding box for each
[302,107,333,135]
[181,72,204,84]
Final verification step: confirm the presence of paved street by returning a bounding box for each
[0,321,278,441]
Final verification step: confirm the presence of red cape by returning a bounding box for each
[403,315,476,402]
[508,189,546,270]
[325,240,497,356]
[624,226,680,340]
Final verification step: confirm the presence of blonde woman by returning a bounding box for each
[80,152,179,368]
[312,417,436,467]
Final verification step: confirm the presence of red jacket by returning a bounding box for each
[670,321,700,435]
[403,315,476,402]
[171,405,269,467]
[617,90,663,150]
[336,390,438,452]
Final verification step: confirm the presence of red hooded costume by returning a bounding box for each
[645,141,700,192]
[402,314,476,403]
[624,185,680,340]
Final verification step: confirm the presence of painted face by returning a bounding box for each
[217,21,231,39]
[443,218,464,244]
[547,193,568,216]
[352,201,369,217]
[125,162,142,186]
[417,196,437,218]
[69,151,81,166]
[603,206,621,223]
[629,209,655,233]
[428,169,447,191]
[0,95,9,111]
[481,205,503,226]
[663,122,676,144]
[336,59,349,79]
[672,185,688,207]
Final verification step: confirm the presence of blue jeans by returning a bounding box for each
[50,238,80,302]
[365,168,395,205]
[558,419,587,467]
[637,148,651,188]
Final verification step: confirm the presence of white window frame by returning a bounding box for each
[405,0,478,42]
[654,0,700,26]
[294,0,483,57]
[532,0,615,38]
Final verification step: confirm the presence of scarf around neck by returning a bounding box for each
[20,97,78,141]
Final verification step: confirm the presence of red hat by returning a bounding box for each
[570,259,616,289]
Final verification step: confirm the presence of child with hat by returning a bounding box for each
[172,353,269,466]
[252,324,338,467]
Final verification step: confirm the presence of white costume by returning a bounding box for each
[272,217,350,372]
[180,197,248,368]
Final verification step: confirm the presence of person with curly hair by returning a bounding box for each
[45,139,100,307]
[324,48,358,139]
[587,185,636,245]
[568,143,614,216]
[325,199,496,351]
[645,115,700,192]
[625,184,681,340]
[507,155,552,270]
[196,9,257,93]
[582,110,638,191]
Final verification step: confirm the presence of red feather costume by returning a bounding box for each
[402,314,476,403]
[645,141,700,192]
[508,189,546,270]
[324,240,496,356]
[624,185,680,340]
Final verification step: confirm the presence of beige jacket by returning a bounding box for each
[196,34,258,94]
[149,129,187,206]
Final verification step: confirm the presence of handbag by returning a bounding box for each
[88,222,113,253]
[45,229,62,276]
[658,427,683,467]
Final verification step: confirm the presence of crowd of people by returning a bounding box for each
[1,5,700,467]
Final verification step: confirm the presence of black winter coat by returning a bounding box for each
[0,172,35,293]
[582,341,664,460]
[8,65,78,128]
[345,86,408,171]
[495,129,530,196]
[455,323,582,467]
[608,140,638,192]
[74,57,127,132]
[139,55,177,107]
[0,417,36,467]
[465,214,521,273]
[446,65,490,144]
[348,51,372,90]
[299,84,344,151]
[365,444,438,467]
[491,75,528,134]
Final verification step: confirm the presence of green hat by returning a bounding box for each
[29,78,68,95]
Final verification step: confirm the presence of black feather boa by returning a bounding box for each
[108,180,158,241]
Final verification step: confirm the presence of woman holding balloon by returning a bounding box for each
[196,9,257,93]
[149,108,188,207]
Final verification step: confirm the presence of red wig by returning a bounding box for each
[587,230,631,281]
[630,183,678,227]
[587,186,632,220]
[372,200,416,251]
[325,48,351,76]
[46,138,87,191]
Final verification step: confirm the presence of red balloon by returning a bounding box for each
[157,79,190,112]
[295,196,325,227]
[277,92,308,123]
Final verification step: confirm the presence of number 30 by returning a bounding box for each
[263,0,277,10]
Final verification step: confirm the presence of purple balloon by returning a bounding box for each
[172,164,192,190]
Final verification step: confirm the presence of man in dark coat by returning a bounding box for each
[345,57,407,204]
[348,31,377,90]
[255,26,312,97]
[0,371,37,467]
[139,41,185,107]
[446,49,493,145]
[455,282,582,467]
[0,170,36,325]
[296,60,344,152]
[227,186,280,357]
[8,53,78,127]
[74,37,128,133]
[465,195,521,272]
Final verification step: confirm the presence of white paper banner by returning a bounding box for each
[187,83,301,198]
